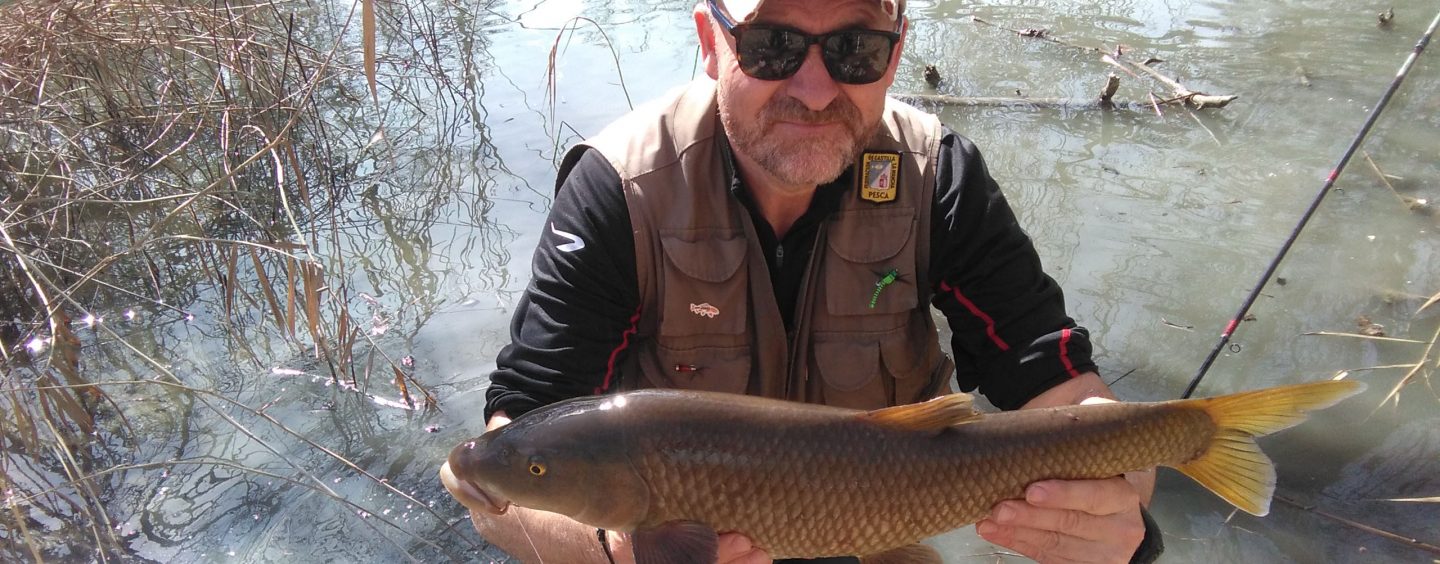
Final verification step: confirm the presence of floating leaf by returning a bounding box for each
[393,367,414,409]
[1356,316,1387,337]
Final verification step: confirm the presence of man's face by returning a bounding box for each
[699,0,904,189]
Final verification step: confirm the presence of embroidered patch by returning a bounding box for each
[689,303,720,319]
[859,152,900,204]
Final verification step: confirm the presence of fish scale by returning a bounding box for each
[622,398,1211,557]
[442,381,1363,561]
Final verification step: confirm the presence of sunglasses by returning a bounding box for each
[707,0,902,85]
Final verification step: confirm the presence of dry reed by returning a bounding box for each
[0,0,455,559]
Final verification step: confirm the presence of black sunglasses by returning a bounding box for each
[707,0,902,85]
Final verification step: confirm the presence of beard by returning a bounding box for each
[719,91,879,187]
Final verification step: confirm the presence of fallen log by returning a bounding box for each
[896,93,1146,110]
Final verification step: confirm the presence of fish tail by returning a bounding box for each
[1175,380,1365,516]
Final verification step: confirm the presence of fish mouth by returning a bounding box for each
[439,461,512,515]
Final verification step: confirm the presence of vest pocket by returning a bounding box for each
[822,208,919,317]
[813,327,931,410]
[650,342,752,395]
[658,232,749,337]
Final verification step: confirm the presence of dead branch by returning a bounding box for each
[971,15,1239,110]
[1128,58,1238,109]
[895,93,1152,110]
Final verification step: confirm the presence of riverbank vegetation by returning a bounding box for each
[0,0,461,559]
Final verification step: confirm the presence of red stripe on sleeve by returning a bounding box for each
[939,281,1010,351]
[1059,328,1081,378]
[597,306,642,394]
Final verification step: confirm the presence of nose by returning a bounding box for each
[783,46,841,112]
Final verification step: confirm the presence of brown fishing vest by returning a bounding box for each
[566,79,954,410]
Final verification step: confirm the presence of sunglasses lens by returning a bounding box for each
[733,26,896,85]
[735,28,808,80]
[822,32,894,84]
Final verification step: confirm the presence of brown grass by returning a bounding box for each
[0,0,449,559]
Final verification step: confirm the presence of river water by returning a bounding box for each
[15,0,1440,562]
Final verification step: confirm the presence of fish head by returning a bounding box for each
[444,395,651,529]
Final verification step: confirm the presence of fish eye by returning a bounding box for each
[527,458,547,477]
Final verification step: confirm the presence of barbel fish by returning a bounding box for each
[439,380,1363,563]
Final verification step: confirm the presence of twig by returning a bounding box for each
[1374,324,1440,409]
[1302,331,1424,344]
[1274,494,1440,556]
[1160,318,1194,331]
[1363,151,1431,213]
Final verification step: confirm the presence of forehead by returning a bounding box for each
[731,0,893,31]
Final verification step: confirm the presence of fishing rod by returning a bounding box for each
[1181,10,1440,399]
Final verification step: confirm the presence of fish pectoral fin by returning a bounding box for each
[857,393,982,433]
[860,543,943,564]
[631,520,719,564]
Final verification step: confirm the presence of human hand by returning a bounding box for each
[975,477,1145,564]
[716,532,773,564]
[607,530,771,564]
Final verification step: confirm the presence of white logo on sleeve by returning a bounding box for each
[550,223,585,252]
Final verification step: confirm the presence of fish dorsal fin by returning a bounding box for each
[857,393,982,432]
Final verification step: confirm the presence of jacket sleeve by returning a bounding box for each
[483,149,640,421]
[928,129,1098,411]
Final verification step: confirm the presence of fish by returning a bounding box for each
[439,380,1364,563]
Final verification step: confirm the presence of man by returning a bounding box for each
[445,0,1162,562]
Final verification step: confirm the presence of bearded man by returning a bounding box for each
[446,1,1162,562]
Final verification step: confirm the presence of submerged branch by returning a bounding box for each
[1274,494,1440,557]
[970,15,1239,110]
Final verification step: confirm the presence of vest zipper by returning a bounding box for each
[774,244,784,270]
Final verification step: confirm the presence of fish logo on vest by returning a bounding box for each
[859,152,900,204]
[689,303,720,319]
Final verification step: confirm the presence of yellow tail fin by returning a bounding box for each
[1174,380,1365,516]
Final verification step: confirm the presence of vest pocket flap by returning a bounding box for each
[814,339,879,392]
[660,233,748,282]
[654,343,751,395]
[880,332,921,379]
[825,208,916,264]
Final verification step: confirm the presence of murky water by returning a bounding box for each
[10,0,1439,562]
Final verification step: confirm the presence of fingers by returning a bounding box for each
[976,477,1146,564]
[1025,477,1139,516]
[716,533,772,564]
[977,519,1108,564]
[985,499,1137,544]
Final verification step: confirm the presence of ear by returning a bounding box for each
[892,17,908,70]
[879,17,907,85]
[694,3,721,79]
